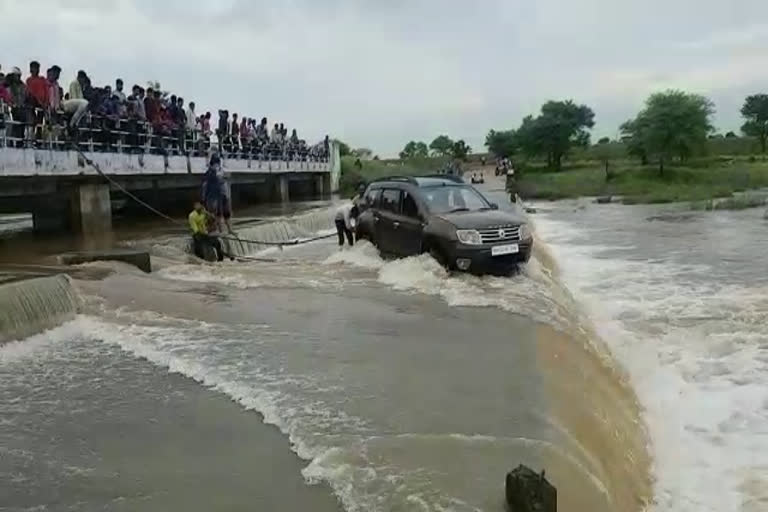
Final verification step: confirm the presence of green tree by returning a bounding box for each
[594,141,614,182]
[515,100,595,171]
[429,135,455,156]
[334,139,351,157]
[740,94,768,156]
[597,136,611,144]
[352,147,374,160]
[620,118,649,165]
[399,141,429,159]
[514,115,547,160]
[484,129,517,158]
[626,90,714,175]
[725,131,737,138]
[452,140,472,160]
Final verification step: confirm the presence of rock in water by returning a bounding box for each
[595,196,613,204]
[505,464,557,511]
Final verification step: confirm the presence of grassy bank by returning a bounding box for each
[517,159,768,205]
[339,156,448,196]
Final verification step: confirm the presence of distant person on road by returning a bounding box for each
[506,162,517,202]
[189,201,224,262]
[335,202,360,247]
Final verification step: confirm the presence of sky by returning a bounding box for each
[1,0,767,157]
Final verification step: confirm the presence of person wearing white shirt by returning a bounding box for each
[186,102,197,130]
[334,202,360,247]
[113,79,126,102]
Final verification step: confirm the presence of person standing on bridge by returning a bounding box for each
[201,153,234,234]
[189,201,224,262]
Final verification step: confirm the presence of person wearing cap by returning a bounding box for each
[5,67,26,106]
[4,67,26,145]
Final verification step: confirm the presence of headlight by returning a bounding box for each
[456,229,482,245]
[519,223,532,240]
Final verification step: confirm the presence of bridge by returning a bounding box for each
[0,144,340,233]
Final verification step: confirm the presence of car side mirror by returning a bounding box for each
[490,203,499,210]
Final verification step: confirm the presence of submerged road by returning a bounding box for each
[0,182,654,512]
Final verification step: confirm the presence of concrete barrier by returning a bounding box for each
[58,249,151,273]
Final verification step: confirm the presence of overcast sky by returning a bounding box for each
[1,0,767,156]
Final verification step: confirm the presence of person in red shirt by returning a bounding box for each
[25,61,48,109]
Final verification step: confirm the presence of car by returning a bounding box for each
[356,175,533,274]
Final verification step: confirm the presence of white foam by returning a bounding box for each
[0,320,84,364]
[534,214,768,512]
[323,241,385,270]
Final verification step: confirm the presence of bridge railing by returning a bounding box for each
[0,101,329,165]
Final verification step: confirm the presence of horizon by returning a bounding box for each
[1,0,766,158]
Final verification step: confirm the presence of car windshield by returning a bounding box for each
[421,185,491,214]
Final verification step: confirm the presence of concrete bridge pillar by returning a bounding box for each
[71,183,112,233]
[314,173,331,198]
[276,174,290,203]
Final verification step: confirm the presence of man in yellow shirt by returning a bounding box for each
[189,201,224,261]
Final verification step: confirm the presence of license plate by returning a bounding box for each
[491,244,519,256]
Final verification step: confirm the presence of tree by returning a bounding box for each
[515,100,595,171]
[399,141,429,159]
[485,129,517,158]
[514,115,548,160]
[624,90,714,175]
[597,136,611,144]
[740,94,768,156]
[334,139,351,156]
[351,147,374,160]
[594,141,614,182]
[429,135,455,156]
[725,131,737,138]
[452,140,472,160]
[620,118,649,165]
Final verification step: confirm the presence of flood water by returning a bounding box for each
[1,180,766,511]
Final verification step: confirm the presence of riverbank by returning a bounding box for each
[516,159,768,205]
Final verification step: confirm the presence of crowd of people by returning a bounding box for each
[0,61,331,162]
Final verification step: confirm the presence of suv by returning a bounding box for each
[356,176,532,274]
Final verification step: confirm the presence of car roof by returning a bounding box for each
[369,175,466,189]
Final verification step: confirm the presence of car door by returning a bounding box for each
[357,187,381,240]
[392,189,425,256]
[375,188,402,254]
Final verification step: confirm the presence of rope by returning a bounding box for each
[74,147,337,250]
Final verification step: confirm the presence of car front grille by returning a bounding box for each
[478,225,521,244]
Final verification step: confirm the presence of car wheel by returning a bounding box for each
[425,243,451,270]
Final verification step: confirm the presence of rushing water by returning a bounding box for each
[534,200,768,512]
[0,275,80,344]
[1,183,764,511]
